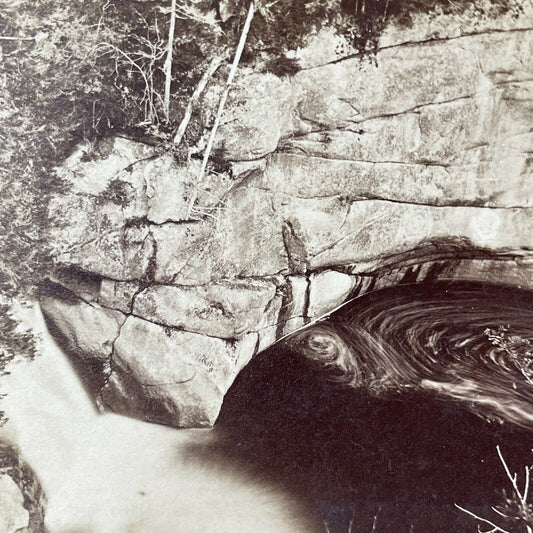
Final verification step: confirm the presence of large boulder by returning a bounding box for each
[43,8,533,427]
[0,475,28,533]
[0,442,47,533]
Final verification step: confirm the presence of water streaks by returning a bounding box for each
[285,281,533,429]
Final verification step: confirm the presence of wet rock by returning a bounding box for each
[0,443,46,533]
[40,288,126,398]
[41,288,125,363]
[308,271,358,319]
[275,197,533,270]
[44,10,533,427]
[133,279,277,338]
[0,474,28,533]
[100,316,258,427]
[280,276,309,336]
[440,258,533,290]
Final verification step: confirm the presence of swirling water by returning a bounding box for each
[215,281,533,532]
[286,281,533,429]
[1,281,532,532]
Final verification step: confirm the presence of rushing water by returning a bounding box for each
[0,304,321,533]
[286,281,533,430]
[1,281,532,532]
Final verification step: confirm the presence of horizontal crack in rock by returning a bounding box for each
[299,27,533,72]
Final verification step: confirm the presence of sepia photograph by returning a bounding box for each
[0,0,532,531]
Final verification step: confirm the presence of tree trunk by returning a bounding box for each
[163,0,177,121]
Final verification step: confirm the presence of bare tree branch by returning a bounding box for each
[173,55,226,147]
[163,0,177,121]
[0,35,35,41]
[455,505,511,533]
[186,0,255,218]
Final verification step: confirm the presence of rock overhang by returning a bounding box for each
[41,9,533,427]
[40,248,533,428]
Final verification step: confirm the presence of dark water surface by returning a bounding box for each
[205,281,533,532]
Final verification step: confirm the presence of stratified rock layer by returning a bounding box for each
[42,9,533,427]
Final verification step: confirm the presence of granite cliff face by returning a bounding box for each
[41,7,533,427]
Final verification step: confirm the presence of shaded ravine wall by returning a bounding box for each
[41,7,533,427]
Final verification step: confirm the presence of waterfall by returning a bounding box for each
[0,304,321,533]
[2,282,532,532]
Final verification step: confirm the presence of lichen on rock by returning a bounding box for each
[42,5,533,427]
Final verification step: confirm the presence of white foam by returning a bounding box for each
[0,303,320,533]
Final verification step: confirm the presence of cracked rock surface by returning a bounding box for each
[42,10,533,427]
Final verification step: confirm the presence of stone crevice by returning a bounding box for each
[282,219,309,274]
[95,314,127,412]
[250,332,261,358]
[493,77,533,86]
[299,26,533,72]
[130,291,282,340]
[277,151,454,169]
[251,179,533,208]
[274,280,294,340]
[347,196,532,210]
[66,150,161,191]
[45,280,100,310]
[124,311,239,342]
[341,93,475,125]
[250,185,343,201]
[303,273,312,325]
[124,216,204,228]
[118,153,161,176]
[139,375,197,387]
[339,203,352,231]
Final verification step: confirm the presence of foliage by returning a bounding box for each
[0,303,36,423]
[97,1,223,132]
[244,0,339,52]
[96,178,134,207]
[1,0,114,300]
[0,0,525,405]
[263,55,302,77]
[239,0,523,61]
[0,442,47,529]
[1,0,116,393]
[0,306,35,374]
[0,0,225,390]
[485,326,533,385]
